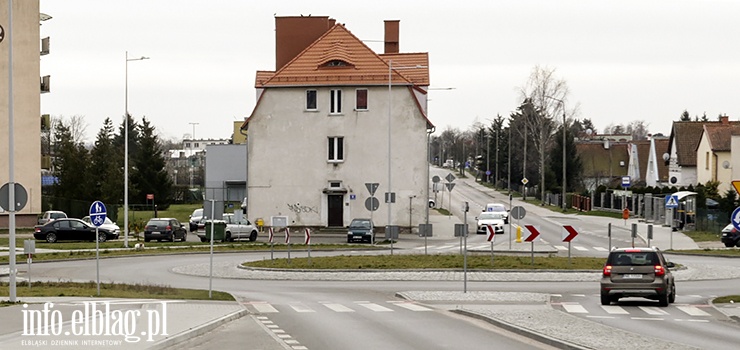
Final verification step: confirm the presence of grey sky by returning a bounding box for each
[39,0,740,143]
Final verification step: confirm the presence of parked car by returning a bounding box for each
[34,218,118,243]
[222,213,258,242]
[484,203,509,223]
[475,212,505,235]
[600,247,676,307]
[189,208,205,232]
[144,218,187,242]
[37,210,67,225]
[347,218,374,243]
[82,216,121,237]
[721,223,740,247]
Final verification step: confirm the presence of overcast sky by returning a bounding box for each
[38,0,740,143]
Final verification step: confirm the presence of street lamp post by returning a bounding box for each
[125,51,149,248]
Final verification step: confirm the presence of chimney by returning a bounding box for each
[384,20,399,54]
[720,115,729,125]
[275,16,334,70]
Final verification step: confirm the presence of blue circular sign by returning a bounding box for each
[89,201,107,227]
[732,207,740,232]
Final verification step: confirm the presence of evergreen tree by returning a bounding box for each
[90,118,123,206]
[130,117,173,208]
[549,125,582,192]
[52,120,92,201]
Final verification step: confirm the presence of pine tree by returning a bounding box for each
[90,118,123,208]
[130,117,173,208]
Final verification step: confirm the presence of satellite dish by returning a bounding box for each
[723,160,731,169]
[662,153,670,161]
[670,176,678,184]
[586,128,593,135]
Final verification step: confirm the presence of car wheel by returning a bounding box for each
[600,292,610,306]
[658,291,669,307]
[224,233,231,243]
[669,283,676,303]
[45,232,57,243]
[200,237,207,243]
[726,242,735,247]
[347,237,352,243]
[97,232,107,243]
[181,233,187,242]
[249,231,257,242]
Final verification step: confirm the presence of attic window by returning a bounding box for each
[322,59,353,68]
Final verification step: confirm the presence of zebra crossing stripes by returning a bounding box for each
[246,300,431,314]
[320,302,355,312]
[557,302,714,320]
[356,301,394,312]
[676,306,710,317]
[601,305,629,314]
[420,243,610,252]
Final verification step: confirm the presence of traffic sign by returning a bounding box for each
[304,228,311,245]
[89,201,107,227]
[621,176,631,188]
[268,227,274,243]
[521,178,529,185]
[524,225,540,242]
[365,183,379,195]
[732,207,740,232]
[486,225,496,242]
[562,225,578,242]
[285,227,290,244]
[432,175,440,183]
[665,195,679,208]
[732,180,740,196]
[445,182,456,192]
[365,197,380,211]
[0,182,28,211]
[510,206,526,220]
[445,173,456,183]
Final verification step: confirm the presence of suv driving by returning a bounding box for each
[600,247,676,307]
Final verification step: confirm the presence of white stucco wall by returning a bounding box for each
[668,137,696,187]
[0,0,42,221]
[247,85,428,227]
[696,132,713,185]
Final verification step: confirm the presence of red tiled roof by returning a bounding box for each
[668,120,740,166]
[256,24,429,88]
[703,124,733,151]
[653,138,670,180]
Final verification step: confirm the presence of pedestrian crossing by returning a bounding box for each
[552,301,714,321]
[242,300,433,315]
[410,243,612,252]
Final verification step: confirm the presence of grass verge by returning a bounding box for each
[682,230,721,242]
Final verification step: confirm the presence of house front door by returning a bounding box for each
[327,195,343,227]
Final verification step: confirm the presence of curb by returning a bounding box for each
[147,307,249,350]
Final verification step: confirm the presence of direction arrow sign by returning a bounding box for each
[268,227,274,243]
[285,227,291,244]
[562,225,578,242]
[445,182,456,192]
[365,183,379,195]
[486,225,496,242]
[524,225,540,242]
[732,207,740,232]
[665,195,679,208]
[304,228,311,245]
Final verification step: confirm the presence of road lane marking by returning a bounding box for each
[676,306,711,316]
[601,305,629,314]
[638,307,669,315]
[252,302,280,313]
[631,317,663,320]
[289,303,315,313]
[574,246,588,251]
[593,246,608,251]
[321,303,355,312]
[356,302,394,312]
[562,304,588,313]
[554,245,567,250]
[675,319,710,323]
[388,301,432,311]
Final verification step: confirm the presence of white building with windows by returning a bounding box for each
[242,16,432,228]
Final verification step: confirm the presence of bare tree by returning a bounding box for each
[626,120,650,141]
[56,114,89,145]
[519,65,571,203]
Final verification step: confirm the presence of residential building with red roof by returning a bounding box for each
[241,16,432,228]
[696,116,735,193]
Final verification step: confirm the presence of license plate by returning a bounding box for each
[623,274,642,279]
[354,236,362,239]
[153,231,160,235]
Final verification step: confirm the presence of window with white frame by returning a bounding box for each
[355,89,368,110]
[330,89,342,114]
[328,137,344,162]
[306,90,317,111]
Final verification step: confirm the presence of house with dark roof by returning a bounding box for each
[666,116,740,188]
[575,139,629,191]
[240,16,432,228]
[696,117,735,193]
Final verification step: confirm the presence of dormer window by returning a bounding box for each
[320,59,353,69]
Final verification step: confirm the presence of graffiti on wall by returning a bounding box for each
[287,203,318,215]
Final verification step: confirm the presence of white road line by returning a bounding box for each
[289,303,315,313]
[388,301,432,311]
[321,303,355,312]
[266,324,279,329]
[574,246,588,251]
[601,305,629,315]
[593,246,608,251]
[572,294,586,297]
[631,317,663,321]
[292,346,308,350]
[356,302,394,312]
[554,245,568,251]
[273,329,286,334]
[675,319,710,323]
[586,315,615,319]
[676,306,711,317]
[638,307,669,316]
[252,302,280,313]
[285,340,299,344]
[562,304,588,313]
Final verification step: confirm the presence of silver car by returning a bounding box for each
[223,213,258,242]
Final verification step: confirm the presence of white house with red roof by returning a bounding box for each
[241,16,433,228]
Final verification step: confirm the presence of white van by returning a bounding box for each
[484,203,509,224]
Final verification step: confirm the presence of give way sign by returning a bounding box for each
[562,225,578,242]
[524,225,540,242]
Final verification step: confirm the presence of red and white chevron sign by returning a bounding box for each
[486,225,496,242]
[285,227,290,244]
[304,228,311,245]
[524,225,540,242]
[268,227,274,243]
[562,225,579,242]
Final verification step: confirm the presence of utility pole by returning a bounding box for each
[486,131,490,183]
[495,127,499,188]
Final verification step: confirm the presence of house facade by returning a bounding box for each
[0,0,43,227]
[242,16,432,228]
[696,118,734,194]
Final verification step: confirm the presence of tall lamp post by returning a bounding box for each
[125,51,149,248]
[546,96,567,212]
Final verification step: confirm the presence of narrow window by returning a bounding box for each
[705,152,709,170]
[328,137,344,162]
[330,89,342,114]
[356,89,368,110]
[306,90,317,110]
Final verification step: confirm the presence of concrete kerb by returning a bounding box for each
[148,307,249,350]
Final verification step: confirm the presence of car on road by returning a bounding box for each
[82,216,121,237]
[34,218,118,243]
[37,210,67,225]
[189,208,205,232]
[484,203,509,224]
[222,213,259,242]
[720,223,740,247]
[347,218,374,243]
[475,212,505,235]
[600,247,676,307]
[144,218,187,242]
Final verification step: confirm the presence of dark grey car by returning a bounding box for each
[144,218,187,242]
[600,247,676,306]
[347,218,374,243]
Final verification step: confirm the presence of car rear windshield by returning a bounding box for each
[350,220,371,228]
[607,252,659,266]
[147,220,170,227]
